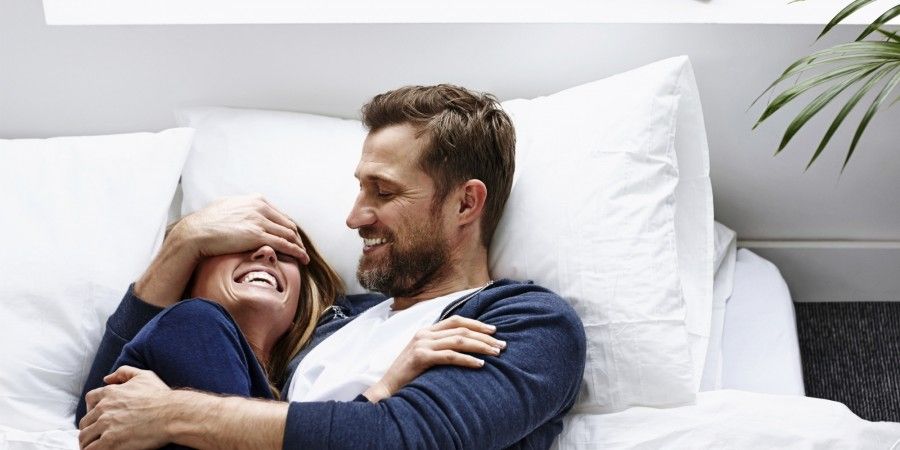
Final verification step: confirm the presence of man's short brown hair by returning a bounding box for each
[361,84,516,248]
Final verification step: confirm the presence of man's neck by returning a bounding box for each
[391,256,491,311]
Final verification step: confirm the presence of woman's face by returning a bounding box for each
[190,245,302,336]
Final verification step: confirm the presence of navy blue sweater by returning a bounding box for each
[79,280,586,449]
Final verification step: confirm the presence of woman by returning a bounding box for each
[77,222,502,427]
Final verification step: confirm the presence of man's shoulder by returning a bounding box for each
[480,279,571,308]
[463,279,583,329]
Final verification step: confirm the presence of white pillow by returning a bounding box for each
[0,129,193,431]
[493,56,713,412]
[177,55,713,413]
[700,221,738,391]
[177,107,369,294]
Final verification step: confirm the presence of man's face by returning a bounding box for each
[346,123,452,298]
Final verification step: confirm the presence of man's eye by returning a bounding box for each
[377,191,393,199]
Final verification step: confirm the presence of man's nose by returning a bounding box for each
[346,193,375,229]
[251,245,277,264]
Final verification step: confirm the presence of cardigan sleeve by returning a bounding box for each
[283,289,587,449]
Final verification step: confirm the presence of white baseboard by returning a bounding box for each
[739,243,900,303]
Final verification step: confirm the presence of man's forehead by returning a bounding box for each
[354,124,426,181]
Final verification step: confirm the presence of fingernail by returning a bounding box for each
[492,346,501,355]
[478,359,485,366]
[487,325,497,332]
[496,340,507,349]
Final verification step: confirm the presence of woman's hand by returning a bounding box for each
[362,315,506,403]
[176,194,309,265]
[135,195,308,307]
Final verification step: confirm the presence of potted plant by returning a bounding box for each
[754,0,899,171]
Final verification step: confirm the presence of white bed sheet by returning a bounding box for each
[554,389,900,449]
[720,249,805,396]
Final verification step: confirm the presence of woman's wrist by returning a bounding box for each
[362,381,394,403]
[134,225,202,307]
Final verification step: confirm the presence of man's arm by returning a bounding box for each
[80,288,587,449]
[79,335,285,448]
[80,368,288,450]
[284,289,587,449]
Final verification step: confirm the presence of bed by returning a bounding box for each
[2,55,899,449]
[552,226,900,449]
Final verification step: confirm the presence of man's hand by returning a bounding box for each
[79,366,289,450]
[78,366,172,450]
[134,194,308,307]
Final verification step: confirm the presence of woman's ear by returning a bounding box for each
[457,179,487,226]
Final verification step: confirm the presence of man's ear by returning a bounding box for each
[456,179,487,226]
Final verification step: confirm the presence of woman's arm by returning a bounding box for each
[362,315,505,402]
[76,285,165,424]
[118,299,271,399]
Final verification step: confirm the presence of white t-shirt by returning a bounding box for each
[287,287,480,402]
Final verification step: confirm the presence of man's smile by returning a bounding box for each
[363,237,391,253]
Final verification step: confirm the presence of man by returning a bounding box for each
[78,85,586,449]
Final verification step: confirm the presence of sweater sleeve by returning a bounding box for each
[283,290,587,449]
[75,284,164,424]
[121,300,266,398]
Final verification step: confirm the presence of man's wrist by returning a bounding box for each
[164,391,289,449]
[165,390,212,447]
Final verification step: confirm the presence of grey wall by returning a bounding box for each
[2,0,898,301]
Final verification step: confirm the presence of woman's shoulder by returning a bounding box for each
[152,299,237,332]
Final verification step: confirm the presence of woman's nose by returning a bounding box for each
[251,245,277,264]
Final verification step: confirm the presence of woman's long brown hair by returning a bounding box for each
[174,220,345,399]
[266,225,344,396]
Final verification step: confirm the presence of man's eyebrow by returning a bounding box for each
[357,173,401,187]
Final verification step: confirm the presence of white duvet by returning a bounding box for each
[555,390,900,449]
[5,390,898,449]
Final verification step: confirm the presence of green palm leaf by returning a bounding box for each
[754,1,900,171]
[818,0,878,39]
[843,68,900,171]
[754,41,900,107]
[857,6,900,40]
[777,65,880,153]
[876,28,900,42]
[755,61,882,127]
[806,63,899,169]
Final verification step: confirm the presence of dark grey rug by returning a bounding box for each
[795,302,900,422]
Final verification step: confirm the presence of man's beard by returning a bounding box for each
[356,217,450,298]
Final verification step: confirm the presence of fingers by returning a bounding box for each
[431,315,496,335]
[103,365,143,385]
[249,196,310,265]
[430,335,502,357]
[79,420,102,449]
[428,327,506,350]
[84,386,106,413]
[257,197,299,236]
[431,350,486,369]
[259,220,310,265]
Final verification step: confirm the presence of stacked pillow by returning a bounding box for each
[177,56,713,413]
[0,129,193,431]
